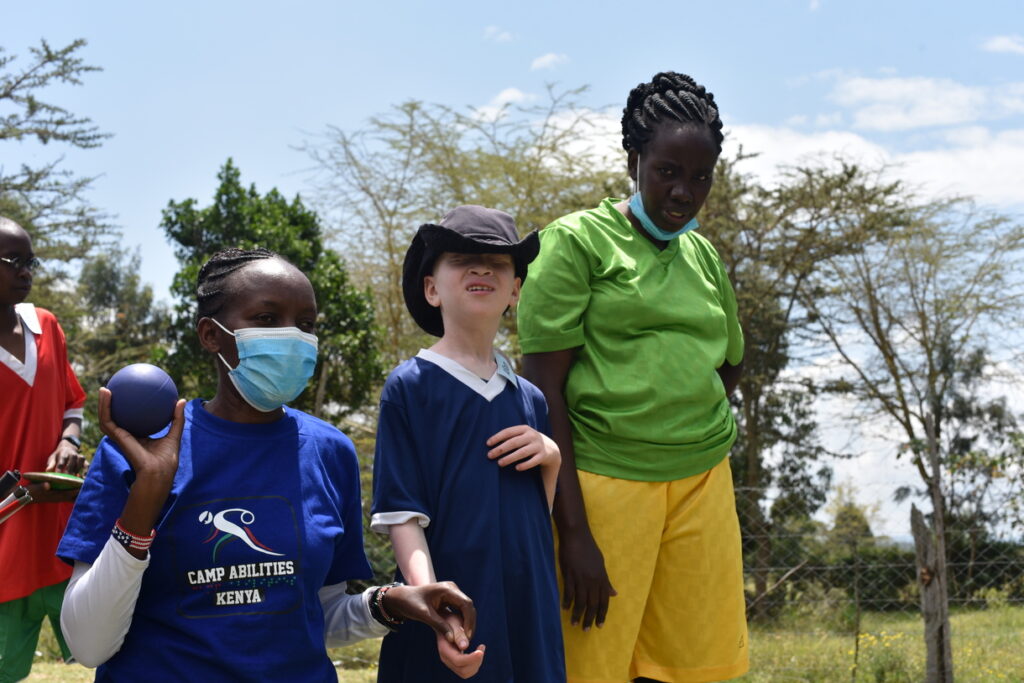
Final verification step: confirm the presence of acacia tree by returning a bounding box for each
[806,195,1024,680]
[160,160,381,419]
[0,39,113,273]
[702,154,912,615]
[301,87,629,365]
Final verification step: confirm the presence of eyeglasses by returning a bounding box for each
[0,256,42,272]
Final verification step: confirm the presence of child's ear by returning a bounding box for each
[508,277,522,307]
[423,276,441,309]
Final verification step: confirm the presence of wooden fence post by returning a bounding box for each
[911,503,954,682]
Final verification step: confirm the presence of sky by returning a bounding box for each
[5,0,1023,536]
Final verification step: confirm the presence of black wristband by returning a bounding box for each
[62,434,82,450]
[369,582,405,631]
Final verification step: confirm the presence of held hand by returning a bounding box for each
[384,583,485,678]
[435,615,485,679]
[559,528,617,631]
[45,440,86,475]
[383,582,477,647]
[486,425,560,472]
[98,387,186,485]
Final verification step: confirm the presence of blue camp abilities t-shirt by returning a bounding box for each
[57,399,372,683]
[372,353,565,683]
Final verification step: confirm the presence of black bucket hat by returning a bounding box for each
[402,205,540,337]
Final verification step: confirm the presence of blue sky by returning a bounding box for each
[5,0,1023,533]
[5,0,1022,300]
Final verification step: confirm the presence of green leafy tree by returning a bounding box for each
[160,159,381,418]
[302,86,629,365]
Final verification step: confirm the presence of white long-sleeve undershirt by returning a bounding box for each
[61,536,388,668]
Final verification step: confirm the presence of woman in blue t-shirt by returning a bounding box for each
[58,248,476,682]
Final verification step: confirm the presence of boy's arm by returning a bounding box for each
[387,520,485,678]
[486,426,561,511]
[539,435,560,511]
[388,519,436,585]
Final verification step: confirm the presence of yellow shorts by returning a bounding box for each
[559,459,749,683]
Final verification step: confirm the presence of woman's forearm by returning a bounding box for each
[61,539,147,667]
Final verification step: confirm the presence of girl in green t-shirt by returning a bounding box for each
[520,71,748,683]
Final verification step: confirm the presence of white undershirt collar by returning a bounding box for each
[0,303,41,385]
[416,348,518,402]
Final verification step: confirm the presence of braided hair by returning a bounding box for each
[621,72,724,154]
[195,247,277,322]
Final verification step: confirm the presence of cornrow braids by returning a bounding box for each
[195,247,277,322]
[621,71,724,153]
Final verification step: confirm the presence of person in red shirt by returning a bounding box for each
[0,216,87,680]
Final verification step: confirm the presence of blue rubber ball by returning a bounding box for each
[107,363,179,437]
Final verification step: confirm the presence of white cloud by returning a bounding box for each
[530,53,569,71]
[491,87,532,107]
[543,107,623,170]
[483,25,513,43]
[830,76,987,131]
[473,87,536,122]
[898,128,1024,207]
[723,123,1024,210]
[814,112,843,127]
[825,75,1024,131]
[982,35,1024,55]
[723,124,889,182]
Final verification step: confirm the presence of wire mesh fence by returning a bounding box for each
[737,484,1024,681]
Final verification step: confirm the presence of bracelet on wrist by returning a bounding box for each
[111,518,156,553]
[369,582,405,631]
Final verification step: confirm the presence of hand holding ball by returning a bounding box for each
[106,364,179,437]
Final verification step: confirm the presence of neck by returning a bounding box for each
[0,305,17,333]
[205,375,285,424]
[429,323,499,377]
[615,199,668,250]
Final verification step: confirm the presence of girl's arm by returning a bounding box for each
[716,359,743,396]
[61,390,187,664]
[61,541,147,667]
[522,350,616,631]
[320,583,389,646]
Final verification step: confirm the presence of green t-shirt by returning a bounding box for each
[518,198,744,481]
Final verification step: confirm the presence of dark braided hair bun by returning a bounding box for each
[195,247,277,322]
[621,71,724,153]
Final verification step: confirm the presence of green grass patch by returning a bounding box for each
[746,606,1024,681]
[30,607,1024,681]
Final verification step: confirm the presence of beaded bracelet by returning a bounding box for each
[369,582,405,631]
[111,519,156,552]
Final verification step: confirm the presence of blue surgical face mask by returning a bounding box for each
[629,154,699,241]
[212,319,318,412]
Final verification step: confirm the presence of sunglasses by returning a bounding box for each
[0,256,42,272]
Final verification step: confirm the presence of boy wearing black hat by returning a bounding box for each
[371,206,565,682]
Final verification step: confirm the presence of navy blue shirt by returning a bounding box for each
[58,399,372,682]
[372,352,565,682]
